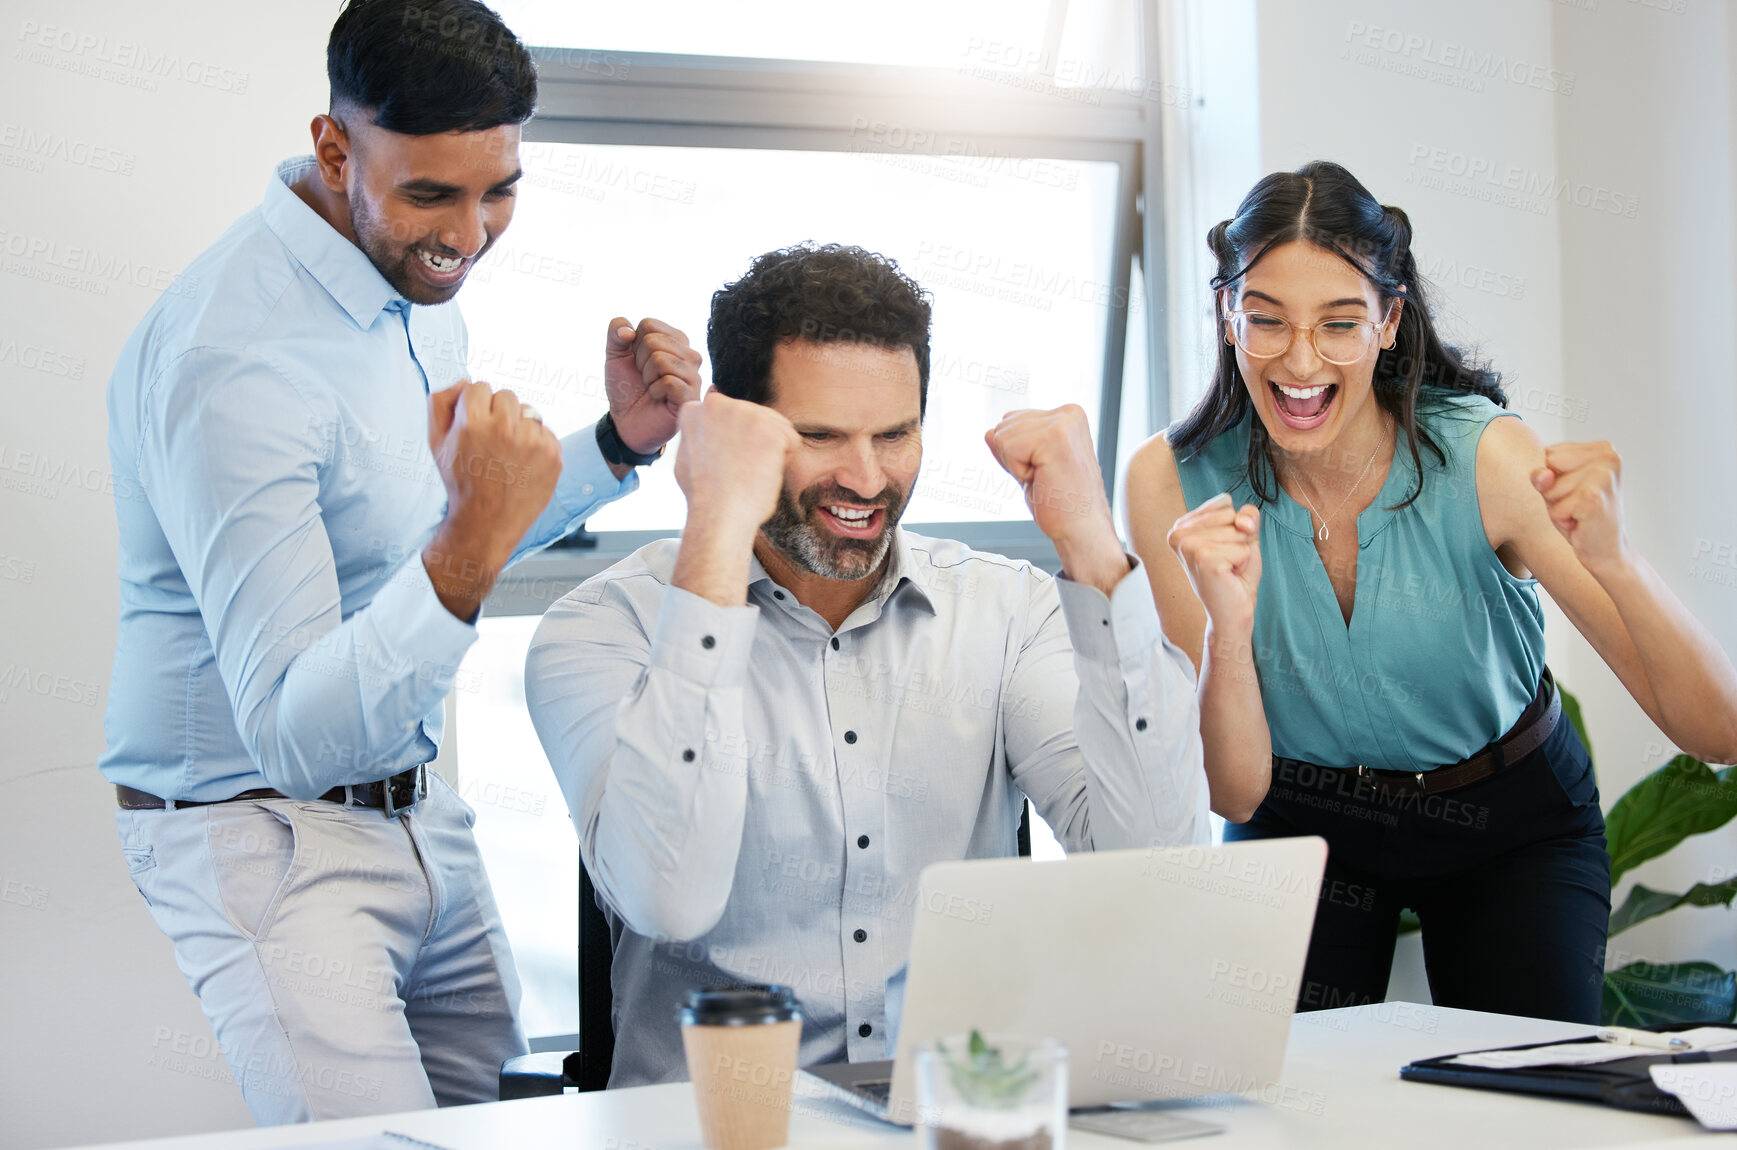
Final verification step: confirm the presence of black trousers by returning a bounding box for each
[1225,714,1611,1024]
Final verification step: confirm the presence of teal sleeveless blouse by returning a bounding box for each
[1172,389,1546,770]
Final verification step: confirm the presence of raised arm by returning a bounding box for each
[496,317,705,570]
[1478,417,1737,764]
[1125,434,1273,821]
[986,407,1209,849]
[526,391,800,943]
[139,349,570,799]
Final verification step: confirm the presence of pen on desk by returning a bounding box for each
[1595,1026,1690,1050]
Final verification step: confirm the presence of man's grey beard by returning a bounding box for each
[760,484,907,582]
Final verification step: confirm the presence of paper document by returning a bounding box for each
[1615,1027,1737,1052]
[1650,1064,1737,1131]
[1446,1027,1737,1070]
[1446,1043,1645,1070]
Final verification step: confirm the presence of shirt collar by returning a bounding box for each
[748,527,937,622]
[260,155,406,330]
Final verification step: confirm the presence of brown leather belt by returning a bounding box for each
[116,764,429,818]
[1273,669,1561,798]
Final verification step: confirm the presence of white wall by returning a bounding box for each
[1550,0,1737,982]
[0,2,327,1145]
[1155,0,1263,420]
[1243,0,1737,991]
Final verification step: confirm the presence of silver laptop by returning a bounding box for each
[800,837,1327,1126]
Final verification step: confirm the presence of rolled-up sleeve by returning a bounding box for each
[526,581,760,942]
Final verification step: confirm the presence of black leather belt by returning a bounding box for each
[116,764,429,818]
[1273,669,1562,798]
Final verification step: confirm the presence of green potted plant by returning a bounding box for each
[1393,690,1737,1024]
[1582,686,1737,1025]
[915,1030,1067,1150]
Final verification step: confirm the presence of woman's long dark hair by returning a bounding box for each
[1168,160,1505,508]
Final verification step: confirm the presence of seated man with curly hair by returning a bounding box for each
[524,243,1209,1086]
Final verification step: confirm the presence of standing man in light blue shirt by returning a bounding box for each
[103,0,701,1123]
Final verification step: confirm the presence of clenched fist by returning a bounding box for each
[1167,492,1262,635]
[986,404,1130,596]
[670,391,804,606]
[1531,441,1628,572]
[605,317,704,457]
[675,392,802,533]
[423,379,562,617]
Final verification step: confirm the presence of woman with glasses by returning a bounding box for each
[1124,160,1737,1023]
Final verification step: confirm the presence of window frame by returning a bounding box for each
[484,40,1168,611]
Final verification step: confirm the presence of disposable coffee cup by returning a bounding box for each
[680,984,804,1150]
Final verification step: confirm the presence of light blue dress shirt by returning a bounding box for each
[102,155,634,802]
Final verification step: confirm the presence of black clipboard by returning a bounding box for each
[1401,1022,1737,1115]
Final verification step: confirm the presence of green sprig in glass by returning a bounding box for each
[939,1030,1042,1109]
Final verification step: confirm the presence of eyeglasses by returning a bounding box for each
[1224,305,1395,366]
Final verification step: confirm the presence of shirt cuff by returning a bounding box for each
[1056,557,1166,668]
[554,424,640,521]
[648,585,760,688]
[371,552,480,685]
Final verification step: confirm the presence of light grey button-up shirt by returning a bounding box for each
[525,529,1208,1087]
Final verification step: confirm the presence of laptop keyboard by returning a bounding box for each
[857,1078,892,1104]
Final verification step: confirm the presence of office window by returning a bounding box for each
[494,0,1142,84]
[462,142,1123,531]
[497,0,1053,69]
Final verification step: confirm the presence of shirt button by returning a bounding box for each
[701,635,716,649]
[1135,718,1148,731]
[853,928,867,943]
[857,835,870,849]
[859,1022,873,1038]
[773,590,785,600]
[682,749,695,762]
[830,637,840,651]
[581,483,594,495]
[844,731,857,744]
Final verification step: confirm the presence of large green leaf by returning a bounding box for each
[1602,960,1737,1026]
[1604,755,1737,883]
[1559,687,1593,765]
[1610,878,1737,935]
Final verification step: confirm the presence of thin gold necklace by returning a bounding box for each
[1293,421,1389,543]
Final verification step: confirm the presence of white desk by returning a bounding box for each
[77,1005,1732,1149]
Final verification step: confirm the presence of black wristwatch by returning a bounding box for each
[595,412,664,467]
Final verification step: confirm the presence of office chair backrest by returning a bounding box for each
[500,862,617,1099]
[575,863,616,1091]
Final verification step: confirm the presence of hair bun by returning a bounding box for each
[1209,220,1236,256]
[1206,220,1237,288]
[1381,204,1412,246]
